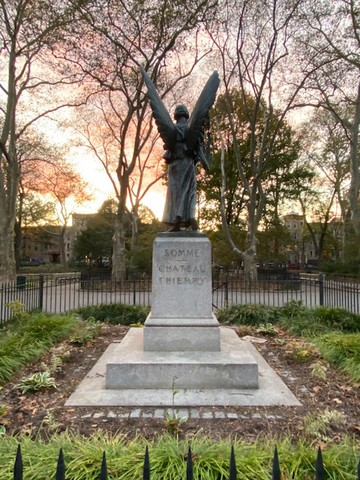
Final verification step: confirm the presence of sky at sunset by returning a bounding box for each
[72,148,166,219]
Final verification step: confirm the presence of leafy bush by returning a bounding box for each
[0,313,80,385]
[303,409,346,441]
[69,319,101,345]
[217,304,278,326]
[278,300,308,320]
[313,307,360,333]
[0,433,357,480]
[76,303,149,325]
[278,305,360,337]
[279,310,329,337]
[14,371,56,394]
[315,332,360,382]
[219,302,360,339]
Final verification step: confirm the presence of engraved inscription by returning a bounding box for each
[165,249,199,258]
[158,248,206,287]
[158,264,205,273]
[158,276,206,286]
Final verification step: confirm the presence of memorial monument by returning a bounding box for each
[66,70,300,408]
[140,67,219,232]
[105,69,259,394]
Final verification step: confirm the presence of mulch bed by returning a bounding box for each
[0,324,359,443]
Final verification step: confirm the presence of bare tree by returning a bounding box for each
[61,0,218,281]
[0,0,86,283]
[14,129,63,267]
[299,0,360,257]
[208,0,318,280]
[31,160,93,266]
[73,94,165,278]
[297,109,351,262]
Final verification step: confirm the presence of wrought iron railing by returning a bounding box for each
[1,272,360,323]
[11,444,360,480]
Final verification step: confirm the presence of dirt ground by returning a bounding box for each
[0,324,359,443]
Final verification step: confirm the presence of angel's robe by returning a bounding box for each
[162,117,197,227]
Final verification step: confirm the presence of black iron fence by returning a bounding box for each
[1,272,360,323]
[11,444,360,480]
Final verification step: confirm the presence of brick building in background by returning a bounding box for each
[20,212,343,268]
[20,213,95,266]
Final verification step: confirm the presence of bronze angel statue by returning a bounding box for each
[141,68,220,232]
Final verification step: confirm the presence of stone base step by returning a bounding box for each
[105,327,258,389]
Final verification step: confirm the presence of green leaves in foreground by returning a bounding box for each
[0,433,357,480]
[76,303,149,325]
[14,371,56,394]
[0,313,79,385]
[315,332,360,382]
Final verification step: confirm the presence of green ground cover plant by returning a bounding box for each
[0,433,357,480]
[14,371,56,394]
[315,332,360,382]
[0,303,358,478]
[217,304,279,326]
[75,302,360,381]
[0,308,95,385]
[217,302,360,381]
[76,304,149,325]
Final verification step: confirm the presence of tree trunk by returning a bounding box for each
[130,212,139,252]
[243,232,258,282]
[112,209,127,282]
[59,226,67,267]
[0,216,16,283]
[14,220,22,270]
[348,84,360,252]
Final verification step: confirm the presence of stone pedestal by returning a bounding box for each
[144,232,220,351]
[104,231,259,394]
[106,328,258,389]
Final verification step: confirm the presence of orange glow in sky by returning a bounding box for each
[73,150,165,219]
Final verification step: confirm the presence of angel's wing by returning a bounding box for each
[141,68,176,150]
[186,71,220,151]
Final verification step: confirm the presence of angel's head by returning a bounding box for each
[174,104,189,121]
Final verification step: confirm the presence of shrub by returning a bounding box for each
[278,300,307,320]
[303,409,346,441]
[217,304,278,326]
[313,307,360,333]
[0,313,79,385]
[14,371,56,394]
[0,433,357,480]
[278,304,328,338]
[76,303,149,325]
[315,332,360,382]
[69,319,101,345]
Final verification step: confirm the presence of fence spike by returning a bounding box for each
[186,446,193,480]
[272,446,281,480]
[55,448,65,480]
[315,447,325,480]
[99,451,107,480]
[229,445,236,480]
[14,444,23,480]
[143,446,150,480]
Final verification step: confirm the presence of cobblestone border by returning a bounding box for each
[77,409,284,420]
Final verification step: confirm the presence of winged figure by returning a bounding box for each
[141,68,220,231]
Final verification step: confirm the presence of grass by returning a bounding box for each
[0,433,358,480]
[0,310,93,385]
[217,302,360,381]
[0,303,358,477]
[315,332,360,382]
[217,304,279,326]
[76,303,149,325]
